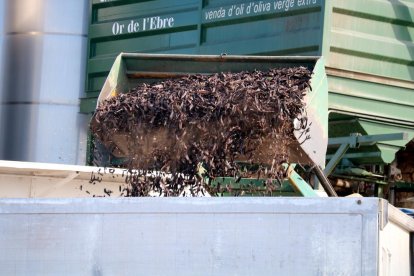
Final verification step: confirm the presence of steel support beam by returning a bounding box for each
[328,132,408,147]
[324,143,349,176]
[325,132,408,177]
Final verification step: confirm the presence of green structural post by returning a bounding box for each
[287,164,319,197]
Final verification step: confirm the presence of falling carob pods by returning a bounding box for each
[90,67,312,196]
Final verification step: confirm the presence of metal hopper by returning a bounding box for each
[91,53,328,170]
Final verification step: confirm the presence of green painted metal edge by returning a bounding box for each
[205,164,318,197]
[96,53,129,106]
[394,181,414,190]
[287,164,318,197]
[321,0,334,59]
[328,117,414,164]
[207,176,299,197]
[325,132,409,174]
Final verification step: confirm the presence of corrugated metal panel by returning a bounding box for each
[324,0,414,123]
[83,0,325,111]
[326,0,414,82]
[324,0,414,126]
[328,75,414,125]
[323,0,414,164]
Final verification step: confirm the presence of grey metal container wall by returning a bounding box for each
[0,0,89,164]
[0,197,412,275]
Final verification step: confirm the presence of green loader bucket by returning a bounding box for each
[92,53,328,168]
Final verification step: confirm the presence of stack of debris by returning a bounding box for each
[91,67,312,196]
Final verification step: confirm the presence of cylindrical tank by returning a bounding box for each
[0,0,89,164]
[0,0,6,157]
[0,0,5,76]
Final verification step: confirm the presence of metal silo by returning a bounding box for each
[0,0,7,157]
[1,0,88,164]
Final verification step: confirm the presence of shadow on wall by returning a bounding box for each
[392,1,414,150]
[392,0,414,80]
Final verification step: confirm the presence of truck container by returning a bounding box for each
[81,0,414,167]
[0,195,413,275]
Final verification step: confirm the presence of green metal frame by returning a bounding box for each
[287,164,319,197]
[325,132,409,176]
[205,163,318,197]
[207,177,299,197]
[86,131,95,166]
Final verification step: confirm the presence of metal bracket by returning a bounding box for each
[325,132,408,177]
[287,164,319,197]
